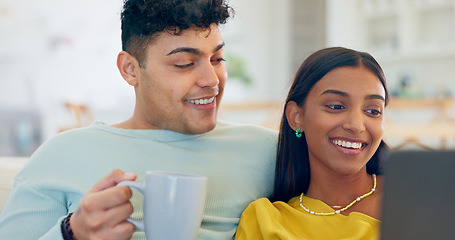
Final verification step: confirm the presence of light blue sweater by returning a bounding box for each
[0,121,277,240]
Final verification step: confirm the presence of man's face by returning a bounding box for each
[134,24,227,134]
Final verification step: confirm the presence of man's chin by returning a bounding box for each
[185,118,218,134]
[191,122,217,135]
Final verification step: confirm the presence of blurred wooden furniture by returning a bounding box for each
[384,97,455,150]
[59,102,94,132]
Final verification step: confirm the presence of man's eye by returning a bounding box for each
[211,58,226,64]
[175,63,194,69]
[326,105,344,110]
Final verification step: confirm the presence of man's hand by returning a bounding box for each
[70,169,138,240]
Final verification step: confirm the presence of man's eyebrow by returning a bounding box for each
[321,89,385,102]
[213,42,225,53]
[166,47,202,56]
[166,42,225,56]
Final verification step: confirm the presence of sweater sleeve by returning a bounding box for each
[0,177,66,240]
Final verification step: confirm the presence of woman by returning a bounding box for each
[235,47,389,239]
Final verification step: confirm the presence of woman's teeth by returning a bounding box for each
[331,139,363,149]
[187,97,215,105]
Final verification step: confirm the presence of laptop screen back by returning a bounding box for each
[380,150,455,240]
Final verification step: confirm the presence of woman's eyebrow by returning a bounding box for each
[321,89,385,102]
[320,89,348,97]
[365,94,385,102]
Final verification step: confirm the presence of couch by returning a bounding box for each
[0,157,28,213]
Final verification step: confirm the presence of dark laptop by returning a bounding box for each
[380,150,455,240]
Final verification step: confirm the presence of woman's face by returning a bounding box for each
[300,66,386,176]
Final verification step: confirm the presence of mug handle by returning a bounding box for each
[117,181,145,231]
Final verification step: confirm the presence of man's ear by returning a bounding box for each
[285,101,304,132]
[117,51,140,87]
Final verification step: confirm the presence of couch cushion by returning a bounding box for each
[0,157,28,212]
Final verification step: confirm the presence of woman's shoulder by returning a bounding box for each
[244,197,297,215]
[248,197,274,206]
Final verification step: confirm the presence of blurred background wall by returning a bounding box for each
[1,0,455,156]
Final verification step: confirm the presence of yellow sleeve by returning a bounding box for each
[234,198,266,240]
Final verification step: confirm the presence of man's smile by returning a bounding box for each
[186,96,216,105]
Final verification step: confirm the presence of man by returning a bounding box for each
[0,0,277,239]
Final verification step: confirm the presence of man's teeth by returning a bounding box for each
[332,139,363,149]
[187,97,215,105]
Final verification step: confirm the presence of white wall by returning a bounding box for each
[0,0,134,141]
[326,0,365,50]
[221,0,292,103]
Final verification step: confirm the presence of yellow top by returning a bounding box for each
[235,196,380,240]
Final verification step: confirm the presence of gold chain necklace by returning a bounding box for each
[299,174,377,216]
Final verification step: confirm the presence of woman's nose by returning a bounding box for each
[342,110,366,134]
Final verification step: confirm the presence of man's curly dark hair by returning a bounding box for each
[121,0,233,66]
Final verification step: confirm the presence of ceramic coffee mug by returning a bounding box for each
[118,171,208,240]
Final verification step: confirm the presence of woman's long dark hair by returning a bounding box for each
[271,47,390,203]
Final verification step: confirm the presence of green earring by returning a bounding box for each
[295,128,302,138]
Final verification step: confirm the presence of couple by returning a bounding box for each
[0,0,388,239]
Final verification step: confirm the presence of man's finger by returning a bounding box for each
[83,185,134,212]
[90,169,137,193]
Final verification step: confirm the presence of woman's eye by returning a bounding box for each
[326,105,344,110]
[365,109,382,116]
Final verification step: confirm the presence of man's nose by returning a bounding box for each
[197,62,220,88]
